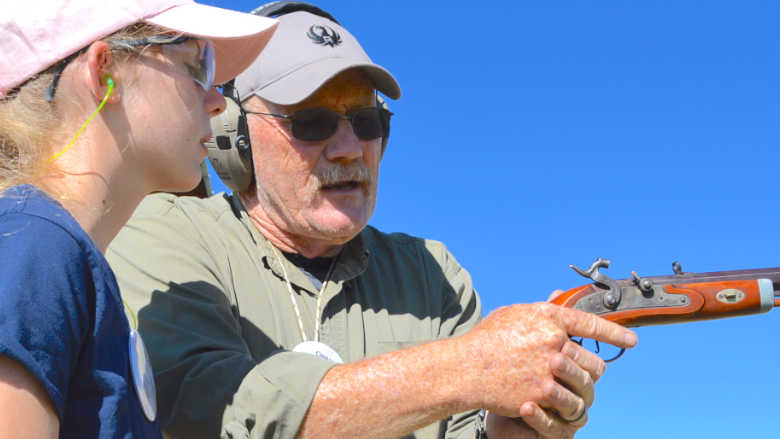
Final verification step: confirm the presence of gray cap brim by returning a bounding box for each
[235,10,401,106]
[255,58,400,106]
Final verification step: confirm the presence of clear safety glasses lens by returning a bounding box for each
[122,36,216,91]
[191,40,215,91]
[156,37,215,92]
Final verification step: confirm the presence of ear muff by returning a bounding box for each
[376,94,392,156]
[205,1,394,193]
[204,82,254,192]
[251,1,341,24]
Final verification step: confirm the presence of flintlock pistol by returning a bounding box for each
[553,258,780,361]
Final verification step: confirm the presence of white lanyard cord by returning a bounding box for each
[270,245,338,343]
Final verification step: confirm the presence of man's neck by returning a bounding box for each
[237,191,346,258]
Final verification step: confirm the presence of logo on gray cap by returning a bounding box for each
[307,25,342,47]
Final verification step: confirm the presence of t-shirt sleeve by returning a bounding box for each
[107,197,333,439]
[0,213,90,420]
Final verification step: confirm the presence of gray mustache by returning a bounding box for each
[317,164,371,187]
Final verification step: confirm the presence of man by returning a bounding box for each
[107,5,637,439]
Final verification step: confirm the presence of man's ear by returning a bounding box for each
[85,41,119,103]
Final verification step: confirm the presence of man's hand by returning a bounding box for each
[483,339,602,439]
[484,404,586,439]
[459,296,636,424]
[301,291,635,439]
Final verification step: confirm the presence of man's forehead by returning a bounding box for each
[306,70,374,102]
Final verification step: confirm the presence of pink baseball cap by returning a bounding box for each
[0,0,278,98]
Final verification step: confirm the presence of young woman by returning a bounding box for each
[0,1,276,437]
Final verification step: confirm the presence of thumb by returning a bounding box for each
[547,289,565,302]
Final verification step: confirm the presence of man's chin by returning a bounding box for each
[305,210,370,241]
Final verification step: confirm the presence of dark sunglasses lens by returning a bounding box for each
[291,108,339,141]
[350,108,383,140]
[289,107,384,141]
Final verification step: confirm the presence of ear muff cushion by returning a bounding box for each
[205,97,254,192]
[376,94,391,155]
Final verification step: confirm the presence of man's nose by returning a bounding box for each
[324,120,364,162]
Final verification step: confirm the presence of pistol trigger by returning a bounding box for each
[568,336,626,363]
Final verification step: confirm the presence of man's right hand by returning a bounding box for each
[459,302,637,422]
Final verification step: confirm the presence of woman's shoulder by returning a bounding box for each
[0,185,89,256]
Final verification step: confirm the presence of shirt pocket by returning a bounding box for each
[368,310,435,356]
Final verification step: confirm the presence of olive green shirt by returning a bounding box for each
[107,193,481,439]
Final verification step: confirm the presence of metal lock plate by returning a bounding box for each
[573,285,689,315]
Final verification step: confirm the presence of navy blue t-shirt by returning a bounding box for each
[0,185,162,438]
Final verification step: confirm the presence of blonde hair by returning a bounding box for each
[0,23,167,192]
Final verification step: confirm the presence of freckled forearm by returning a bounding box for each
[296,337,476,439]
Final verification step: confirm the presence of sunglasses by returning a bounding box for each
[244,106,390,142]
[46,35,215,102]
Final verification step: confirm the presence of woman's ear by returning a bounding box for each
[85,41,119,103]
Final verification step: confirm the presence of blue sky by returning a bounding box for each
[204,1,779,437]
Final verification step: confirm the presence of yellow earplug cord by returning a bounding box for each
[47,74,115,164]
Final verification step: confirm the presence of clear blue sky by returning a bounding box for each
[204,1,780,437]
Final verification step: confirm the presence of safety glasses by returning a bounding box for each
[46,35,215,102]
[122,35,216,92]
[244,106,389,142]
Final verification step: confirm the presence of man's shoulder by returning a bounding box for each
[133,192,234,221]
[361,225,423,249]
[113,192,241,257]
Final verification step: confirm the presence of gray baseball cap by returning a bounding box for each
[234,10,401,105]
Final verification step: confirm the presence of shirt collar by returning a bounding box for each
[229,193,371,284]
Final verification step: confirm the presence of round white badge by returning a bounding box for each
[293,341,344,364]
[128,329,157,422]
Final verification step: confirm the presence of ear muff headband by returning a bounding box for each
[206,1,392,193]
[251,1,341,24]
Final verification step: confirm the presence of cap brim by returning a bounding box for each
[255,57,402,106]
[145,3,278,85]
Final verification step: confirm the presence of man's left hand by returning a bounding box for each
[483,289,609,438]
